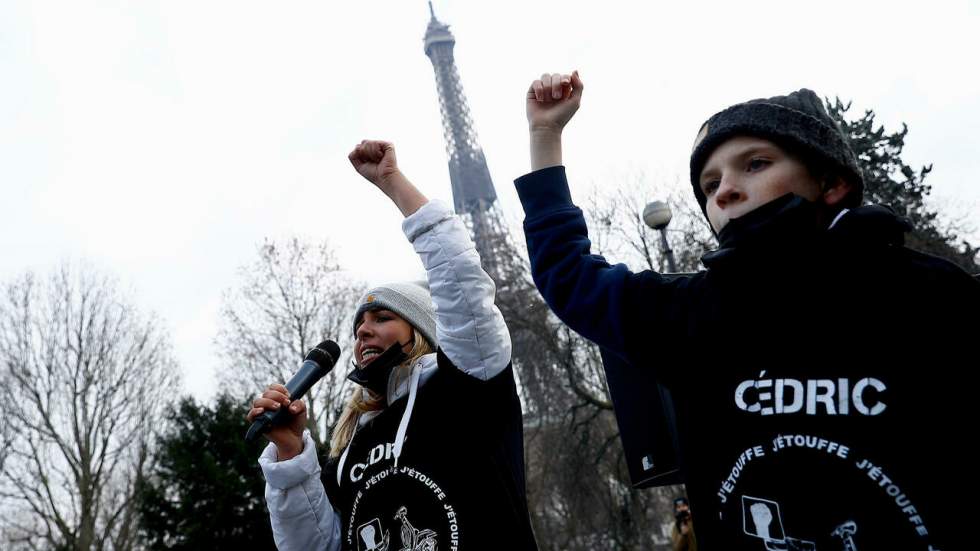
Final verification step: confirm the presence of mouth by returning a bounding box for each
[359,346,383,366]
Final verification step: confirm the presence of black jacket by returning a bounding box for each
[324,353,534,551]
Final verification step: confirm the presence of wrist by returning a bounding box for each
[377,169,408,193]
[529,129,563,172]
[529,126,563,141]
[275,435,304,461]
[381,172,428,217]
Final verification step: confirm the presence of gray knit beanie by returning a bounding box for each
[352,280,437,348]
[689,88,864,215]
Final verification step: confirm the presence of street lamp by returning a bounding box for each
[642,200,678,273]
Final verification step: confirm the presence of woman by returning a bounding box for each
[247,140,538,551]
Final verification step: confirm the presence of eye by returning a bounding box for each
[702,179,720,196]
[747,158,770,172]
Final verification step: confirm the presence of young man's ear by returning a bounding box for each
[821,176,853,207]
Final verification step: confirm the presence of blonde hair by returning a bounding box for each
[329,329,434,458]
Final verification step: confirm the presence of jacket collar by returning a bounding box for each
[701,194,911,269]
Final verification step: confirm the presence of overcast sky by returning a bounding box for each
[3,0,978,400]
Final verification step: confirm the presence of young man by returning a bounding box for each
[515,72,978,549]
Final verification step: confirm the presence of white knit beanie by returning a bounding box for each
[352,280,437,348]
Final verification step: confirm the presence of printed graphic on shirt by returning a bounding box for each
[742,496,785,542]
[357,518,388,551]
[394,507,438,551]
[346,464,460,551]
[715,434,936,549]
[741,495,817,550]
[356,507,437,551]
[831,521,859,551]
[734,371,887,417]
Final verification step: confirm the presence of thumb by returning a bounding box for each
[380,142,397,166]
[570,70,584,98]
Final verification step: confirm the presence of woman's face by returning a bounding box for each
[354,309,414,366]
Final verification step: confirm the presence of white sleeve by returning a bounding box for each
[402,199,512,380]
[259,431,341,551]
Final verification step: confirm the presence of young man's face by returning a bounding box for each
[698,136,823,233]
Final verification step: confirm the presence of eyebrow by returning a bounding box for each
[732,143,778,159]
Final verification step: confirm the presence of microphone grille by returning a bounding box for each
[306,340,340,366]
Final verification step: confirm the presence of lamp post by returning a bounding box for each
[642,200,678,273]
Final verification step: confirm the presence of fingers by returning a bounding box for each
[541,73,552,100]
[247,398,306,418]
[263,384,290,403]
[246,383,294,420]
[348,140,394,164]
[247,397,305,420]
[363,140,381,160]
[529,79,545,102]
[287,398,307,416]
[528,70,580,104]
[551,72,563,100]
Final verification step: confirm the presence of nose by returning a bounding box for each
[713,175,742,209]
[355,320,373,342]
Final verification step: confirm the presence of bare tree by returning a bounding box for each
[586,171,714,273]
[216,237,366,446]
[0,264,180,551]
[0,383,9,473]
[519,322,678,550]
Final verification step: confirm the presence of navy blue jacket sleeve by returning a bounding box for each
[514,166,694,365]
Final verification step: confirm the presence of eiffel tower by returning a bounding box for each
[422,2,511,283]
[422,2,566,416]
[419,7,679,539]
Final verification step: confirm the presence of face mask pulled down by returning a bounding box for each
[347,342,409,399]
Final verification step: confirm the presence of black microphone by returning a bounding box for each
[245,340,341,443]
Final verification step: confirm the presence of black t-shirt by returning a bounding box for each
[324,350,537,551]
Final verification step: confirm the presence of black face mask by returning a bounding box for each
[715,193,817,250]
[346,342,408,398]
